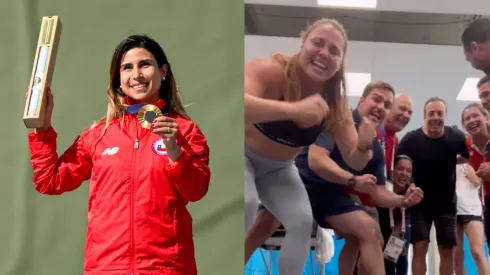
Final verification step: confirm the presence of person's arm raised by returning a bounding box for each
[245,58,329,128]
[27,89,92,195]
[244,58,296,124]
[329,114,376,171]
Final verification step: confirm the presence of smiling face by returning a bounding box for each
[384,95,413,133]
[357,87,394,127]
[297,22,345,83]
[119,47,167,104]
[463,105,489,136]
[393,159,412,188]
[424,100,446,136]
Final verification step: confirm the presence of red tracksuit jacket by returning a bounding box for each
[28,111,211,275]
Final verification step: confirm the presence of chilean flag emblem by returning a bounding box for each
[152,138,167,156]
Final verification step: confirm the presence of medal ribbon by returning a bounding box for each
[125,98,168,115]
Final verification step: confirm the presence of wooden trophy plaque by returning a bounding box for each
[23,16,62,129]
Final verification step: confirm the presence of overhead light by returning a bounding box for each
[456,77,480,101]
[317,0,377,8]
[345,72,371,97]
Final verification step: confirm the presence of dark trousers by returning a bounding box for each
[351,251,409,275]
[384,255,408,275]
[354,252,408,275]
[378,207,411,275]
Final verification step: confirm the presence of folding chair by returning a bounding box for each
[258,223,326,275]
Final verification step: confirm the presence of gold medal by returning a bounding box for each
[137,104,163,129]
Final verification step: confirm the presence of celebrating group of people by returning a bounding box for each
[22,10,490,275]
[244,17,490,275]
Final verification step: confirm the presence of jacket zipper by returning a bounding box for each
[130,133,139,275]
[121,116,141,275]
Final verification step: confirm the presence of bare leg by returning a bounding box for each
[357,238,385,275]
[244,208,281,264]
[438,246,454,275]
[412,241,429,275]
[464,221,490,275]
[434,212,457,275]
[453,224,466,275]
[338,235,360,275]
[326,210,385,275]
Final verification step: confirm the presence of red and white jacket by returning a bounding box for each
[465,135,489,200]
[28,110,211,275]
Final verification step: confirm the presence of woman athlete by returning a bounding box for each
[28,35,210,275]
[244,18,377,274]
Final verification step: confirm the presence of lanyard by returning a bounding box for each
[380,124,387,179]
[471,138,490,160]
[471,140,490,206]
[484,142,490,160]
[485,143,490,207]
[380,124,396,180]
[380,124,385,151]
[389,206,406,237]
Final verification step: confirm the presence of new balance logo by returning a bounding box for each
[101,147,119,156]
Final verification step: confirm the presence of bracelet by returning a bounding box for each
[400,195,407,208]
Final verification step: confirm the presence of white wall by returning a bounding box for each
[245,35,486,136]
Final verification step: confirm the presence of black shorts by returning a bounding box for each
[410,206,457,247]
[456,214,483,225]
[303,179,361,229]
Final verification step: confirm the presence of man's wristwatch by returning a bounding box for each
[347,176,357,188]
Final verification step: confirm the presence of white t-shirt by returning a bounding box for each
[456,164,483,216]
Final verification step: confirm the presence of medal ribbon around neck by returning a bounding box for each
[125,99,169,129]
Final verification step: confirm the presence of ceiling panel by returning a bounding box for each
[245,4,490,46]
[245,0,490,16]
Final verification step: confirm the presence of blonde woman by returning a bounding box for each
[27,35,210,275]
[244,18,377,274]
[454,163,488,275]
[457,102,490,275]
